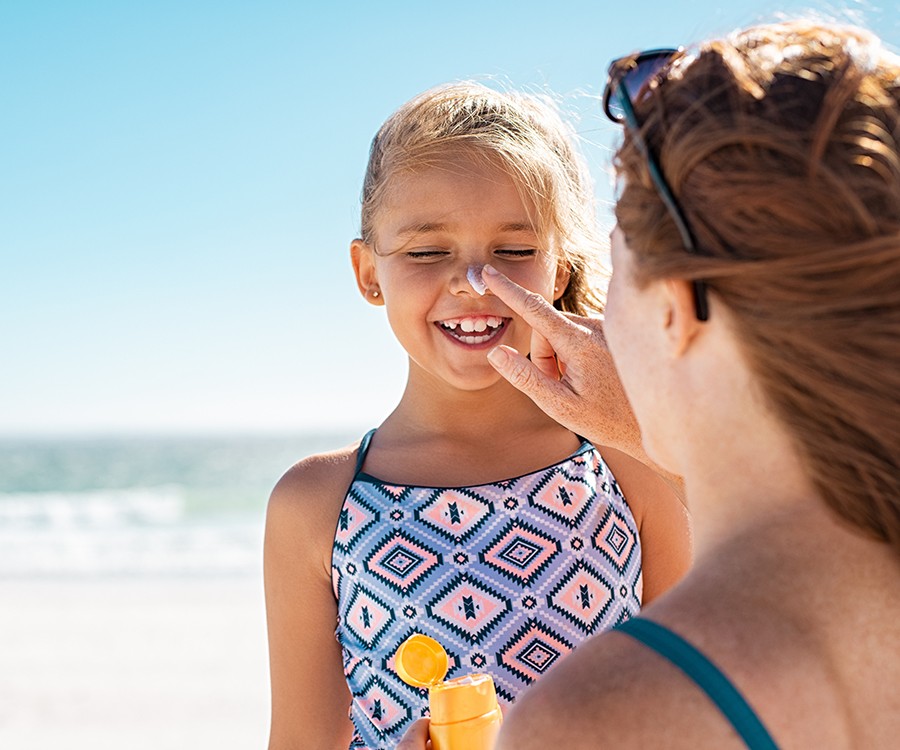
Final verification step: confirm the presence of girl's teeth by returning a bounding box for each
[439,317,505,335]
[441,315,503,344]
[459,319,488,333]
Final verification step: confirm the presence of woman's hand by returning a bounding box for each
[482,265,684,497]
[396,717,432,750]
[483,264,640,453]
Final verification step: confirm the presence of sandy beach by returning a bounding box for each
[0,433,354,749]
[0,575,270,750]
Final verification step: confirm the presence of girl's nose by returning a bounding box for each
[449,262,488,296]
[467,264,487,295]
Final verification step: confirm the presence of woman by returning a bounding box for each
[402,19,900,749]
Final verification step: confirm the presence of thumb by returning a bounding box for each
[487,345,566,404]
[396,717,432,750]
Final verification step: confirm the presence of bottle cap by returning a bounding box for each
[395,634,449,688]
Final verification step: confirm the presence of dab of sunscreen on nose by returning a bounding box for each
[467,264,486,295]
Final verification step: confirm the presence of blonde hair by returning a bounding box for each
[359,81,606,316]
[614,21,900,550]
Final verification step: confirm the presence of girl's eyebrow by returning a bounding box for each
[497,222,537,234]
[395,222,445,238]
[395,221,537,238]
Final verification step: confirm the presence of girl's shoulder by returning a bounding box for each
[266,438,364,545]
[596,445,685,526]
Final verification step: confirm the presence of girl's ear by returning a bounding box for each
[553,261,571,301]
[350,239,384,306]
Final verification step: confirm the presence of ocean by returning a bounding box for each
[0,431,360,750]
[0,431,359,579]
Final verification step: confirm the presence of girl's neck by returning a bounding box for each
[363,373,582,486]
[388,370,558,440]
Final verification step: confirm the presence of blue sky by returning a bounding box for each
[3,0,896,435]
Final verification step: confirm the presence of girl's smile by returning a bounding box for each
[352,152,569,391]
[436,315,510,348]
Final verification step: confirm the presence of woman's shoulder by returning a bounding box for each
[500,549,898,750]
[497,619,727,748]
[496,611,794,750]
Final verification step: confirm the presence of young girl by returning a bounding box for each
[263,81,692,750]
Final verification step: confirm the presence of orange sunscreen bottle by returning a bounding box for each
[395,633,503,750]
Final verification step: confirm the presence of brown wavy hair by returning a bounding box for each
[614,21,900,551]
[359,81,607,316]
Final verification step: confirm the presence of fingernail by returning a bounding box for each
[482,264,498,276]
[467,264,486,295]
[487,347,507,367]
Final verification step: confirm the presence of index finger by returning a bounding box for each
[482,264,589,343]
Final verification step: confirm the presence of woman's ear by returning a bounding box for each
[350,239,384,306]
[663,278,703,356]
[553,261,571,301]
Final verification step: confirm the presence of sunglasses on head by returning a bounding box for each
[603,48,710,322]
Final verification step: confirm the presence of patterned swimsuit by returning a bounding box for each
[332,430,643,749]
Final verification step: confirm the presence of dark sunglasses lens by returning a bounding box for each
[607,53,675,121]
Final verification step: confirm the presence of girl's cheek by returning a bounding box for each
[501,262,557,296]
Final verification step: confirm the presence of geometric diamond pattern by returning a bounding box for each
[365,530,443,596]
[416,488,494,543]
[546,559,614,633]
[333,434,642,748]
[426,573,513,644]
[344,583,396,649]
[526,468,595,528]
[496,619,573,683]
[355,674,412,738]
[334,488,380,553]
[607,524,629,555]
[479,520,561,585]
[591,505,638,574]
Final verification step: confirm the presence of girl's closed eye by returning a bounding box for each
[494,247,539,259]
[405,247,450,260]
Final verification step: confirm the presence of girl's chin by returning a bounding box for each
[418,365,508,393]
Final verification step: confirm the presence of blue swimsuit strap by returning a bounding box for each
[353,428,377,476]
[615,617,780,750]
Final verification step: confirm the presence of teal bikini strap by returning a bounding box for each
[615,617,780,750]
[354,429,377,476]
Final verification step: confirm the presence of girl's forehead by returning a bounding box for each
[387,153,515,192]
[378,163,538,229]
[382,163,531,204]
